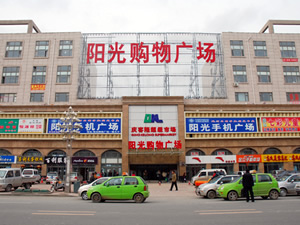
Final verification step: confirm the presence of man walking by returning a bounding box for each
[242,169,254,202]
[169,170,178,191]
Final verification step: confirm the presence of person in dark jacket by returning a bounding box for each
[242,169,255,202]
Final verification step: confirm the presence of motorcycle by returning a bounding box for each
[50,180,65,192]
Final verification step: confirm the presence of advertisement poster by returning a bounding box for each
[18,119,44,133]
[261,117,300,132]
[0,119,19,133]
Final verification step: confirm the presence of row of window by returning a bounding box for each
[0,92,69,103]
[1,65,71,84]
[4,40,73,58]
[230,40,297,58]
[235,92,300,102]
[233,65,300,84]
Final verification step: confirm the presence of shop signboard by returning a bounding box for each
[47,118,121,134]
[186,117,258,133]
[236,155,261,163]
[128,105,182,150]
[44,156,66,164]
[261,117,300,132]
[0,156,16,164]
[72,157,98,164]
[262,154,300,163]
[0,119,18,133]
[18,119,44,133]
[31,84,46,90]
[17,156,44,164]
[185,155,236,164]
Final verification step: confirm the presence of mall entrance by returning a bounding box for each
[130,164,177,181]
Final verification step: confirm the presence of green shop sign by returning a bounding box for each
[0,119,19,133]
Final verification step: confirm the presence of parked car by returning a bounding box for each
[0,168,35,191]
[295,182,300,195]
[78,177,110,200]
[21,169,41,183]
[277,173,300,196]
[217,173,280,201]
[196,175,240,199]
[191,169,227,186]
[46,172,58,184]
[87,176,149,203]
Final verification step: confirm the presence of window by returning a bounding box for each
[59,40,73,56]
[280,41,297,58]
[124,177,138,185]
[15,170,21,177]
[283,66,300,83]
[258,174,272,182]
[286,92,300,102]
[104,177,122,186]
[2,67,19,84]
[230,40,244,56]
[32,66,46,84]
[57,66,71,83]
[233,65,247,82]
[35,41,49,57]
[30,93,44,102]
[5,41,22,58]
[253,41,267,57]
[0,93,16,102]
[257,66,271,83]
[55,92,69,102]
[235,92,249,102]
[259,92,273,102]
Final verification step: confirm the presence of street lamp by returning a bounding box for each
[58,106,82,193]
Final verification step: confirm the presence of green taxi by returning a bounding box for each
[87,176,149,203]
[216,173,280,201]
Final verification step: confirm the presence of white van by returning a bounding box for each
[22,169,41,183]
[0,168,35,191]
[191,169,227,185]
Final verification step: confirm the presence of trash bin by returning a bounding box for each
[73,181,80,193]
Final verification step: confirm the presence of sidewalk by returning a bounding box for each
[0,182,197,197]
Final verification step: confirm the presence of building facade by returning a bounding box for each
[0,20,299,181]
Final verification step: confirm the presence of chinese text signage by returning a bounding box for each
[17,156,44,164]
[47,118,121,134]
[0,156,16,164]
[44,156,66,164]
[261,117,300,132]
[0,119,18,133]
[186,117,258,133]
[262,154,300,163]
[18,119,44,133]
[87,42,215,64]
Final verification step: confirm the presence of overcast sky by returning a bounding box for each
[1,0,300,33]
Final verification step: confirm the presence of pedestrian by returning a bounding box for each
[169,170,178,191]
[156,170,161,183]
[183,172,186,183]
[89,172,95,183]
[242,169,255,202]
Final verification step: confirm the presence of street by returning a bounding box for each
[0,184,299,225]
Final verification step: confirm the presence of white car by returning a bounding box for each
[295,182,300,195]
[196,175,240,199]
[78,177,110,200]
[22,169,41,183]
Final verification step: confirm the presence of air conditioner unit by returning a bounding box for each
[233,82,239,87]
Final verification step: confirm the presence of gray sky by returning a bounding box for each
[0,0,300,33]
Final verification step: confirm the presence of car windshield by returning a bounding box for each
[208,176,220,183]
[23,170,33,175]
[277,175,290,181]
[0,171,6,178]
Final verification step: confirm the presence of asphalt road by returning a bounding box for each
[0,194,299,225]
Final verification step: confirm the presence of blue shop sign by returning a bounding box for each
[186,117,258,133]
[47,118,121,134]
[0,156,16,164]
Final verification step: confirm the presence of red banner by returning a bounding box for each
[261,117,300,132]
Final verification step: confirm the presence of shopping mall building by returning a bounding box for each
[0,20,299,181]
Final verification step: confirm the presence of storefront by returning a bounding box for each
[44,150,66,179]
[101,150,122,177]
[185,149,206,180]
[72,150,97,181]
[17,149,43,173]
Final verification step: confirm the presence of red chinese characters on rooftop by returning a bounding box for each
[87,42,216,64]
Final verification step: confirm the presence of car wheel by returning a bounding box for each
[280,188,287,197]
[134,193,145,203]
[5,184,12,192]
[227,191,238,201]
[207,190,216,199]
[261,196,268,199]
[81,191,88,200]
[91,193,102,203]
[269,190,279,200]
